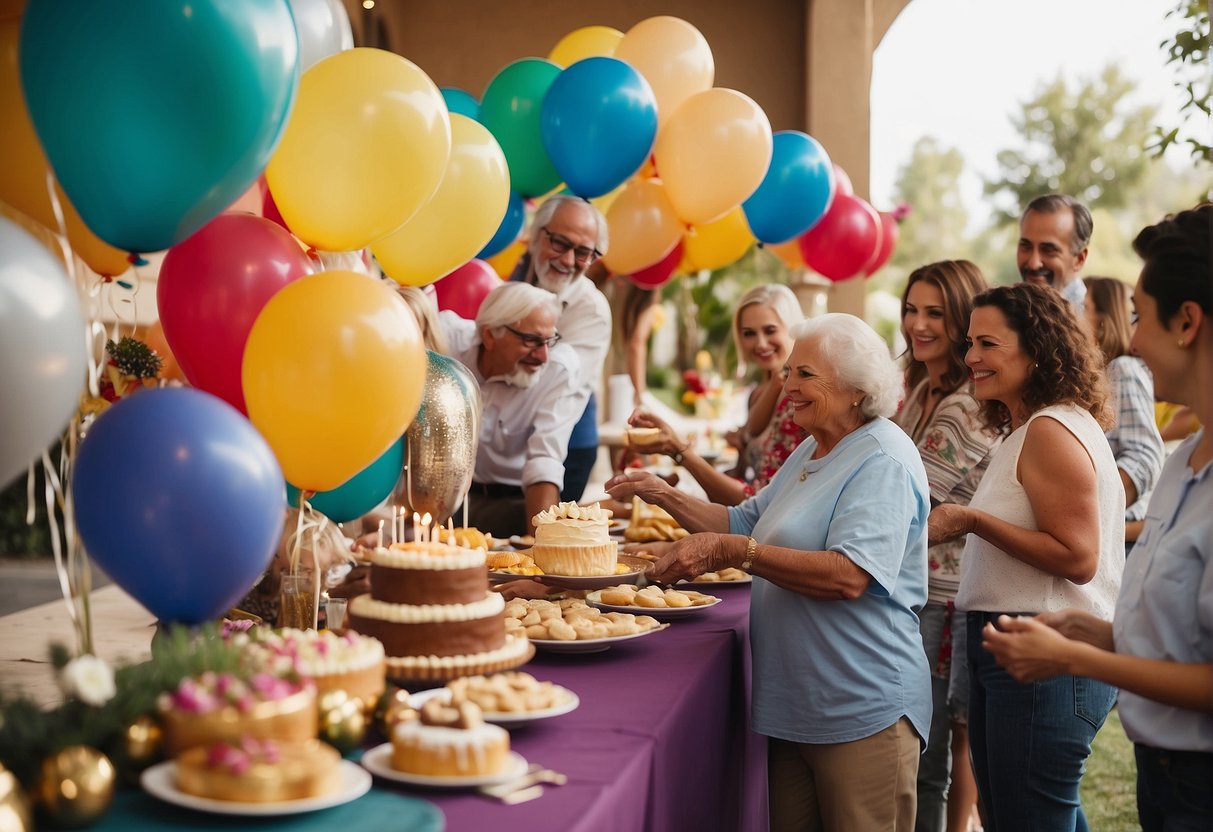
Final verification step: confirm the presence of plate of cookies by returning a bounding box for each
[677,567,752,586]
[410,672,579,727]
[586,585,721,619]
[503,596,667,654]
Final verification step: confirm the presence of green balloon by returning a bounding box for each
[480,59,563,198]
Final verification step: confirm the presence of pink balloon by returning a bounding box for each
[863,211,900,276]
[832,164,853,197]
[797,194,881,282]
[628,239,683,289]
[261,182,289,231]
[433,259,502,319]
[158,213,313,413]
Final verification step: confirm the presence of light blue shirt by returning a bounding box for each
[1113,429,1213,752]
[729,418,933,745]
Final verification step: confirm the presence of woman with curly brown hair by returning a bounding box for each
[929,282,1125,831]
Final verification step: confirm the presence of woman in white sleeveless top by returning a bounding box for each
[929,283,1124,831]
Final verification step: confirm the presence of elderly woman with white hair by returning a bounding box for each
[607,314,932,830]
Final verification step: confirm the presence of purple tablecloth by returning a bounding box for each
[389,589,768,832]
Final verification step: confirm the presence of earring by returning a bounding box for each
[1178,339,1186,348]
[851,401,858,407]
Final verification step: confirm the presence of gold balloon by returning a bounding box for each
[34,747,115,829]
[115,716,163,784]
[318,690,367,754]
[394,352,481,526]
[0,764,32,832]
[373,687,417,738]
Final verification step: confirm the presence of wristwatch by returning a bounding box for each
[740,537,759,573]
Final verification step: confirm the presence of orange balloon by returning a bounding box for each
[602,178,684,276]
[547,25,623,67]
[0,19,129,277]
[615,16,713,127]
[767,238,806,270]
[486,239,526,279]
[142,320,186,384]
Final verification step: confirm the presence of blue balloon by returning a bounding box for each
[743,131,836,244]
[476,191,525,259]
[72,388,286,624]
[540,57,658,198]
[441,87,480,120]
[19,0,299,253]
[286,436,403,523]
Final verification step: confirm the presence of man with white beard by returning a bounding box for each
[509,196,612,502]
[440,282,587,537]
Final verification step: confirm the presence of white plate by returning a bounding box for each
[140,759,371,816]
[410,686,580,727]
[508,535,535,548]
[528,623,668,654]
[534,554,649,590]
[585,589,721,620]
[361,744,528,788]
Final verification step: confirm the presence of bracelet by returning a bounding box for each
[671,442,690,466]
[740,537,759,573]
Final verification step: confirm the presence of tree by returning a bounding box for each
[1152,0,1211,168]
[984,65,1157,222]
[889,136,970,270]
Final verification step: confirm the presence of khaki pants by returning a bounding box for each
[768,717,919,831]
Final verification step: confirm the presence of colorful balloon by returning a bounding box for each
[486,239,527,279]
[798,194,882,282]
[602,178,684,276]
[0,217,87,488]
[540,57,658,199]
[432,259,503,319]
[766,238,806,271]
[628,239,684,289]
[614,16,713,126]
[73,388,286,624]
[833,164,854,197]
[477,191,525,260]
[243,271,426,492]
[479,58,562,198]
[19,0,299,253]
[157,213,313,414]
[287,436,403,523]
[373,115,510,287]
[684,207,755,272]
[547,25,623,67]
[653,88,773,226]
[289,0,352,71]
[266,48,451,251]
[864,211,900,276]
[743,131,835,244]
[441,87,480,120]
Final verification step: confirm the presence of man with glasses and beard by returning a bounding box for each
[510,196,612,503]
[440,281,587,537]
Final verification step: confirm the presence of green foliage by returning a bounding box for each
[105,336,162,380]
[985,65,1157,223]
[1081,708,1139,830]
[0,446,64,557]
[1152,0,1211,168]
[890,137,970,269]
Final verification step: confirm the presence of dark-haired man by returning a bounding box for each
[1018,193,1092,313]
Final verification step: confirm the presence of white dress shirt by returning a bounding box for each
[549,274,612,397]
[440,312,587,490]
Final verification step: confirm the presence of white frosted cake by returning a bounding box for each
[391,699,509,777]
[530,502,617,576]
[347,541,529,680]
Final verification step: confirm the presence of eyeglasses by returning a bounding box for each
[540,227,601,265]
[504,325,562,350]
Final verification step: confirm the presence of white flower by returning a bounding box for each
[58,654,116,706]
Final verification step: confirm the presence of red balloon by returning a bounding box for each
[863,211,900,276]
[158,213,313,413]
[433,259,502,319]
[832,164,853,197]
[628,239,683,289]
[261,182,288,230]
[797,194,881,282]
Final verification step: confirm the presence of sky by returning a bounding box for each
[870,0,1195,220]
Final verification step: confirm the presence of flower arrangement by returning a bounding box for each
[79,336,163,417]
[681,351,727,419]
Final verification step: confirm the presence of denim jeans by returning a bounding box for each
[1135,744,1213,831]
[966,612,1116,831]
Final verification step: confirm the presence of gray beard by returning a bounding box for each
[533,258,581,297]
[502,365,542,388]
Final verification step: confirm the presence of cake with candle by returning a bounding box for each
[530,501,617,576]
[174,737,339,803]
[390,698,509,778]
[346,538,531,682]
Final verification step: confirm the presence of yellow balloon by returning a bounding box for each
[0,19,128,276]
[653,88,773,226]
[602,178,684,276]
[683,207,755,271]
[373,114,510,287]
[266,48,451,252]
[589,182,624,217]
[486,239,526,279]
[547,25,623,67]
[614,16,713,127]
[242,271,426,492]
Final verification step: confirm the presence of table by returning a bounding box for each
[0,585,767,831]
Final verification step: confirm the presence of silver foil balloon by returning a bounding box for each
[393,351,480,525]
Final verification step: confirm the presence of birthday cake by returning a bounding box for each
[530,502,617,576]
[157,672,317,756]
[237,628,386,710]
[174,737,339,803]
[390,699,509,778]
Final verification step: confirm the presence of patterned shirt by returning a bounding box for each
[742,396,808,496]
[1105,356,1165,522]
[893,379,1002,602]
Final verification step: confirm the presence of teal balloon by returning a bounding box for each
[18,0,299,253]
[476,191,524,259]
[287,437,404,523]
[441,87,480,120]
[479,59,562,197]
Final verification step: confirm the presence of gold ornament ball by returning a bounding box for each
[35,746,115,829]
[373,687,416,737]
[0,764,33,832]
[318,690,367,754]
[116,716,163,783]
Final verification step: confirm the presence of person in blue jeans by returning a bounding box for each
[929,284,1126,830]
[981,205,1213,832]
